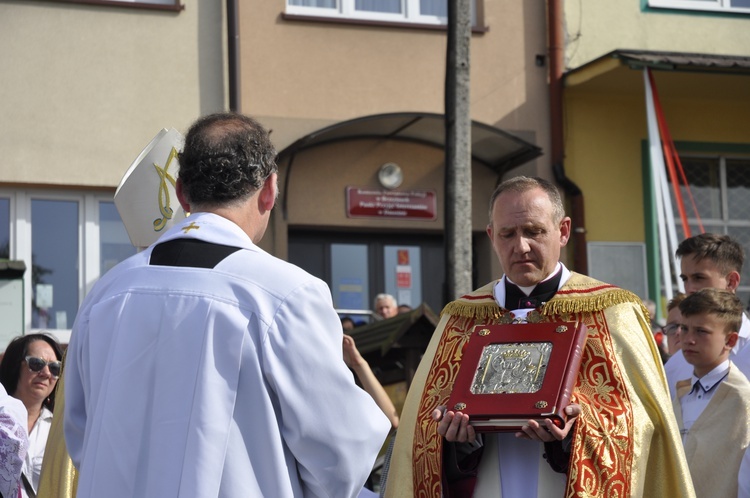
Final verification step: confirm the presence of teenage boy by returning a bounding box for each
[673,288,750,498]
[665,233,750,398]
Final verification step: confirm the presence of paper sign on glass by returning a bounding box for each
[446,321,587,432]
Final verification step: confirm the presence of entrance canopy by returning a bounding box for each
[277,112,542,176]
[565,49,750,99]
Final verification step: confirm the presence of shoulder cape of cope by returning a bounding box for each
[440,272,649,319]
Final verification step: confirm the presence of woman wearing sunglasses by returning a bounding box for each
[0,333,62,498]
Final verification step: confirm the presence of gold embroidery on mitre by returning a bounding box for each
[153,146,179,232]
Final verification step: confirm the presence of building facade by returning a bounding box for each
[557,0,750,313]
[243,1,552,321]
[0,0,226,343]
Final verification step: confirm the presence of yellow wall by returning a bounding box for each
[565,91,648,242]
[564,0,750,69]
[565,68,750,244]
[0,1,225,187]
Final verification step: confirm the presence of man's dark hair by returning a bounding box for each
[679,288,743,333]
[675,233,744,276]
[178,113,277,208]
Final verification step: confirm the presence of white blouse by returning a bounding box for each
[21,407,52,498]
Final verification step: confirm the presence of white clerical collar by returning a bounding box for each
[493,262,571,310]
[506,262,563,296]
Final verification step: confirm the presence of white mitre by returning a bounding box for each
[114,128,187,250]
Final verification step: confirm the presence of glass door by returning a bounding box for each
[288,231,445,319]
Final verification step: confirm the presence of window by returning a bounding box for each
[31,199,79,330]
[1,189,136,342]
[286,0,476,26]
[667,155,750,304]
[288,230,446,319]
[331,243,372,323]
[99,201,137,276]
[45,0,182,11]
[648,0,750,14]
[105,0,178,4]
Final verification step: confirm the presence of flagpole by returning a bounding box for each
[644,69,679,301]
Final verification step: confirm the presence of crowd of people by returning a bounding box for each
[1,112,749,498]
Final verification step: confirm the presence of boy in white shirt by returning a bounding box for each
[673,288,750,498]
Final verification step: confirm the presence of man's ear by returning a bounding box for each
[726,270,741,292]
[176,179,191,213]
[258,173,278,214]
[486,224,493,241]
[726,331,739,350]
[559,216,572,247]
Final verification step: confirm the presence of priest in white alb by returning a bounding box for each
[64,113,391,498]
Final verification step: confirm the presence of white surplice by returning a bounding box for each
[65,212,391,498]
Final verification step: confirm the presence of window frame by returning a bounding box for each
[0,188,128,344]
[669,154,750,305]
[285,0,477,27]
[38,0,183,12]
[667,153,750,228]
[648,0,750,15]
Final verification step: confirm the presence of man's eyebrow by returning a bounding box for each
[500,221,540,229]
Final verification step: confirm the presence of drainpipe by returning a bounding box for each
[548,0,587,273]
[227,0,241,112]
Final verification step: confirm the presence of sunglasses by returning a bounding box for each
[25,356,62,378]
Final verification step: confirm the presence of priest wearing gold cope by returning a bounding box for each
[384,176,694,498]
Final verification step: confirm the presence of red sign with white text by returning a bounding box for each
[346,187,437,220]
[396,265,412,288]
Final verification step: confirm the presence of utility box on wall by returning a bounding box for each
[587,242,648,300]
[0,261,25,349]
